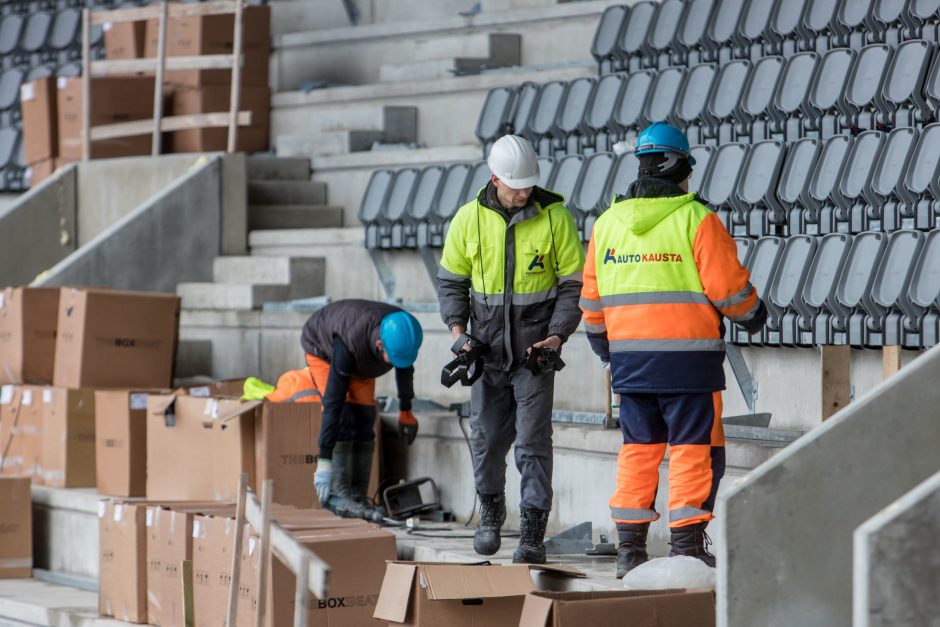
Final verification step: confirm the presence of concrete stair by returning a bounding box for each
[378,33,521,82]
[212,256,326,298]
[248,180,328,205]
[248,204,344,230]
[177,282,292,310]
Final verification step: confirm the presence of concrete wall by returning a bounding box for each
[717,345,940,627]
[35,159,222,294]
[0,166,76,287]
[853,470,940,627]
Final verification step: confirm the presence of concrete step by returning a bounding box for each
[32,486,99,587]
[212,256,327,298]
[247,180,327,206]
[177,283,291,310]
[248,204,344,230]
[271,0,351,35]
[276,130,386,158]
[379,33,521,82]
[245,156,310,181]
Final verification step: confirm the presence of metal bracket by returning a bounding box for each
[367,248,397,301]
[417,246,441,297]
[726,343,758,414]
[545,521,594,555]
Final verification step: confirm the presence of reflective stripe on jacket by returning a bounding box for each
[581,188,760,393]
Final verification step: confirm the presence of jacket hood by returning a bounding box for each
[610,177,695,234]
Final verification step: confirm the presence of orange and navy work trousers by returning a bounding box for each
[305,353,377,445]
[610,391,725,529]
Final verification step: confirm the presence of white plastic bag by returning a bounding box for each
[621,556,716,590]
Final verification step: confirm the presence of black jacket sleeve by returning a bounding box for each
[395,366,415,412]
[317,335,355,460]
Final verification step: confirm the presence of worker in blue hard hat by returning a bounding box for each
[300,299,423,521]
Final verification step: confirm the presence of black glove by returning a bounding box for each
[738,300,768,335]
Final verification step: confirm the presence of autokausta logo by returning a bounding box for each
[603,249,684,265]
[527,254,546,271]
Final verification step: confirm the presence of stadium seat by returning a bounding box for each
[703,60,750,144]
[805,133,853,234]
[774,137,822,234]
[834,130,885,233]
[476,87,516,155]
[769,51,818,141]
[19,11,52,62]
[358,169,394,249]
[26,64,53,80]
[592,4,628,74]
[615,0,656,72]
[609,69,655,143]
[839,43,892,132]
[765,234,818,345]
[537,156,555,190]
[897,123,940,230]
[734,236,755,267]
[56,61,81,76]
[869,0,907,45]
[735,55,785,142]
[0,15,23,63]
[906,228,940,346]
[734,235,784,344]
[674,0,715,66]
[461,160,491,207]
[546,153,582,205]
[430,162,471,247]
[878,39,934,129]
[554,77,595,154]
[48,9,80,59]
[902,0,940,41]
[688,144,715,197]
[509,82,539,137]
[671,62,716,145]
[804,47,854,138]
[797,232,854,344]
[582,149,637,240]
[855,229,924,346]
[569,150,614,237]
[766,0,808,57]
[800,0,842,53]
[380,167,419,249]
[729,139,786,237]
[869,127,918,232]
[698,142,747,229]
[525,79,566,155]
[645,0,683,68]
[642,66,685,128]
[735,0,777,61]
[834,0,875,49]
[582,72,625,152]
[407,165,445,249]
[832,231,886,344]
[704,0,747,64]
[0,68,23,125]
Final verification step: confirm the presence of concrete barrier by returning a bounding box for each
[717,345,940,627]
[853,469,940,627]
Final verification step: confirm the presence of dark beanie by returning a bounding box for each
[638,153,693,185]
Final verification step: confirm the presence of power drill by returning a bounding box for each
[441,333,490,387]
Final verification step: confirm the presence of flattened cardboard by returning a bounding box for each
[99,500,148,623]
[96,390,164,497]
[0,477,31,578]
[20,78,58,165]
[0,287,60,385]
[41,387,96,488]
[53,288,180,389]
[518,589,717,627]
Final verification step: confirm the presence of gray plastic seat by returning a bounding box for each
[798,0,841,53]
[699,142,747,229]
[408,165,445,249]
[526,80,566,155]
[769,51,818,141]
[570,151,615,237]
[804,134,853,234]
[704,0,747,64]
[859,230,925,346]
[48,9,80,53]
[616,0,657,71]
[703,59,750,145]
[906,229,940,346]
[0,68,23,124]
[675,0,715,66]
[835,0,876,49]
[610,69,656,142]
[734,236,784,344]
[832,231,887,345]
[734,237,755,267]
[867,127,917,233]
[688,145,715,196]
[879,39,934,129]
[645,0,684,68]
[461,161,491,207]
[793,232,854,344]
[765,234,819,345]
[729,139,786,237]
[838,43,892,131]
[897,123,940,231]
[902,0,940,41]
[537,157,555,190]
[803,47,855,138]
[431,163,472,247]
[592,5,628,74]
[584,149,638,240]
[735,0,778,61]
[26,65,54,81]
[358,169,394,249]
[554,77,595,154]
[775,137,822,234]
[583,73,626,152]
[670,62,717,145]
[869,0,908,45]
[510,82,539,137]
[735,55,784,142]
[546,154,583,204]
[476,87,516,152]
[767,0,809,57]
[641,66,686,127]
[833,130,885,233]
[381,168,419,249]
[19,11,52,56]
[0,15,23,58]
[56,62,81,77]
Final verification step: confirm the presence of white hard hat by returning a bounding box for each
[487,135,540,189]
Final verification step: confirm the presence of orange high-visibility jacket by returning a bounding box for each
[265,368,321,403]
[580,190,761,393]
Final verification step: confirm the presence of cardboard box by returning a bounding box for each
[518,589,717,627]
[0,287,60,385]
[27,158,57,188]
[144,7,270,88]
[374,562,585,627]
[146,395,256,501]
[20,77,58,165]
[0,477,32,578]
[104,20,147,60]
[56,76,154,161]
[0,386,44,480]
[168,85,270,154]
[53,288,180,389]
[99,500,148,623]
[96,390,165,497]
[192,512,241,627]
[254,401,319,508]
[184,378,246,398]
[41,387,96,488]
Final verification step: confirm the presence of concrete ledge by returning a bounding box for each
[311,145,482,172]
[0,579,120,627]
[32,486,100,585]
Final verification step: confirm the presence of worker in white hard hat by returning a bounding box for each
[438,134,585,564]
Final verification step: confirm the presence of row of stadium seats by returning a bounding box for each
[731,228,940,348]
[592,0,940,74]
[0,9,85,70]
[477,39,940,155]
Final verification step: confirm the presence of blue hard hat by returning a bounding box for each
[380,311,423,369]
[635,121,696,165]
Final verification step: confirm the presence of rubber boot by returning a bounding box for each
[325,441,367,519]
[473,492,506,556]
[351,440,386,523]
[512,507,549,564]
[669,522,716,567]
[615,522,650,578]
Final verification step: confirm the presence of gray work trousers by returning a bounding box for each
[470,366,555,511]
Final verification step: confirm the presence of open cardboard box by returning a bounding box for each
[519,589,716,626]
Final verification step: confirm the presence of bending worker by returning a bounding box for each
[438,134,584,564]
[580,122,767,577]
[303,299,424,521]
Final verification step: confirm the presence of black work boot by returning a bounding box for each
[473,492,506,556]
[512,508,549,564]
[669,522,716,567]
[615,522,650,578]
[350,440,385,523]
[325,442,367,519]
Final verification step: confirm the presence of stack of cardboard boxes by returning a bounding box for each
[20,5,271,187]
